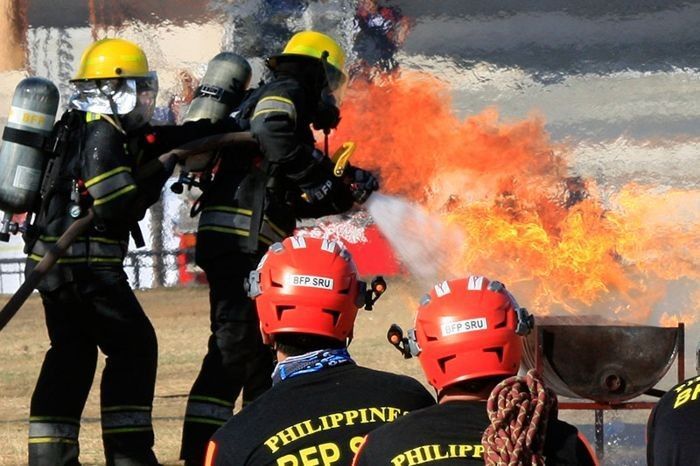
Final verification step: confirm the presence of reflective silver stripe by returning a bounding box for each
[88,241,126,259]
[252,96,296,122]
[185,402,232,422]
[32,238,126,260]
[199,211,284,243]
[87,171,135,199]
[29,422,79,440]
[101,411,152,429]
[199,211,252,230]
[33,239,87,257]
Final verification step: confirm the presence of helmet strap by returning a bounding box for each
[98,80,127,135]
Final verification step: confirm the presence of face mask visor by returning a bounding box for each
[68,72,158,116]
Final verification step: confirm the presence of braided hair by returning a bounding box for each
[481,370,558,465]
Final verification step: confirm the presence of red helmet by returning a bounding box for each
[412,276,532,391]
[248,236,363,342]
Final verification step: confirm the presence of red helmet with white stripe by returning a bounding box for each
[248,236,363,342]
[412,276,532,391]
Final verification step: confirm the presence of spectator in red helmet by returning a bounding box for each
[353,276,599,466]
[203,236,435,466]
[646,341,700,466]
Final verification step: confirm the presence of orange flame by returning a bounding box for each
[332,72,700,324]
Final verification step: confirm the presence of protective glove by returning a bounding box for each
[299,174,354,214]
[346,166,379,204]
[301,178,335,204]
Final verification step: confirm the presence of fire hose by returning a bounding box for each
[0,131,256,333]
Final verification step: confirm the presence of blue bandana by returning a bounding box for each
[271,348,355,385]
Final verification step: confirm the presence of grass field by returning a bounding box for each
[0,283,655,465]
[0,283,427,466]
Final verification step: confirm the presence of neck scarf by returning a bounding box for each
[272,348,354,385]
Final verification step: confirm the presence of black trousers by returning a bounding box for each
[29,267,159,466]
[180,251,274,465]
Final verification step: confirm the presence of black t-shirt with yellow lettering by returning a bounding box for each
[208,364,435,465]
[647,375,700,466]
[353,401,597,466]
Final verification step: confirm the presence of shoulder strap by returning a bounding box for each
[236,85,268,122]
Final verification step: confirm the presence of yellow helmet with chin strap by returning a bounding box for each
[72,38,150,81]
[269,31,348,91]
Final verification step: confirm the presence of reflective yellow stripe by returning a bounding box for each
[93,184,137,206]
[202,206,253,216]
[88,237,123,245]
[85,112,101,122]
[102,427,153,434]
[38,235,63,242]
[102,405,151,412]
[85,166,132,188]
[184,416,227,427]
[29,416,79,424]
[189,395,234,408]
[29,254,88,264]
[28,438,78,445]
[198,226,250,237]
[88,257,123,263]
[259,96,293,106]
[252,108,292,120]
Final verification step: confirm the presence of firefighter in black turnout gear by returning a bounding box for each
[26,38,219,466]
[180,31,379,465]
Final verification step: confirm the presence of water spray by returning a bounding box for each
[363,192,464,284]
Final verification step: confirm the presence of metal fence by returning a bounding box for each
[0,248,201,295]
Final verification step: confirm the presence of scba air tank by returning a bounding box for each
[185,52,252,124]
[178,52,252,175]
[0,77,59,240]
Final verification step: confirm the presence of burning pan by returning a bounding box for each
[522,316,680,403]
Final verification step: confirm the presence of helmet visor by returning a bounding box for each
[322,61,348,104]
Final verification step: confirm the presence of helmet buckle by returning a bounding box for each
[515,307,535,336]
[245,270,262,298]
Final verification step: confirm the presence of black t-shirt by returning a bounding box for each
[353,401,597,466]
[208,364,435,465]
[647,376,700,466]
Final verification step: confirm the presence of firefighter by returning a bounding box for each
[180,31,379,465]
[202,236,435,465]
[25,38,222,466]
[646,344,700,466]
[353,276,599,466]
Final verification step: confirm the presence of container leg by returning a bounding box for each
[594,409,605,461]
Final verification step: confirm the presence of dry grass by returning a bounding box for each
[0,280,654,465]
[0,281,425,466]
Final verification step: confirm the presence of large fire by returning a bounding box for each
[330,72,700,324]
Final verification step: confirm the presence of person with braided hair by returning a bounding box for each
[353,276,598,466]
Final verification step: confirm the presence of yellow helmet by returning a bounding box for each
[72,38,150,81]
[269,31,347,90]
